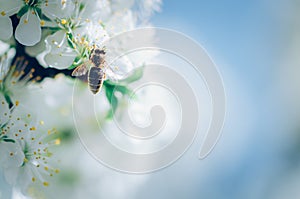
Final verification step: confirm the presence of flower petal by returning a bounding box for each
[0,142,25,168]
[45,30,67,54]
[0,0,22,16]
[42,0,75,19]
[15,12,41,46]
[0,16,13,40]
[44,52,77,69]
[3,165,19,185]
[25,29,49,57]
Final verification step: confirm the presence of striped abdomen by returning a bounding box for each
[88,67,105,94]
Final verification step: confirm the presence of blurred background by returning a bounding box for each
[6,0,300,198]
[131,0,300,198]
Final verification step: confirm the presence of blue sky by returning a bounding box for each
[126,1,298,199]
[151,0,287,89]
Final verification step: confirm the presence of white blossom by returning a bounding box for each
[0,103,60,192]
[0,0,73,46]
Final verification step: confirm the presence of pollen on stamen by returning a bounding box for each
[15,100,19,106]
[9,152,14,156]
[40,20,45,26]
[35,76,41,81]
[1,11,6,16]
[24,19,28,24]
[43,182,49,187]
[32,177,36,182]
[55,138,61,145]
[61,19,67,25]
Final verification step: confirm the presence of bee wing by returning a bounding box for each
[72,62,90,76]
[103,63,131,82]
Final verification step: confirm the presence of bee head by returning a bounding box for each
[94,48,106,55]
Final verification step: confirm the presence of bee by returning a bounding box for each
[72,47,109,94]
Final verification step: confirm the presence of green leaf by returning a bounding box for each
[102,66,145,119]
[114,85,134,97]
[79,3,85,12]
[105,84,118,120]
[17,6,29,18]
[3,138,15,143]
[68,56,83,70]
[35,7,42,18]
[4,92,13,109]
[66,32,76,49]
[120,66,144,84]
[0,121,9,129]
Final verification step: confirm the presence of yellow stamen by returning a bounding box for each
[40,20,45,26]
[61,19,67,25]
[55,139,61,145]
[43,182,49,186]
